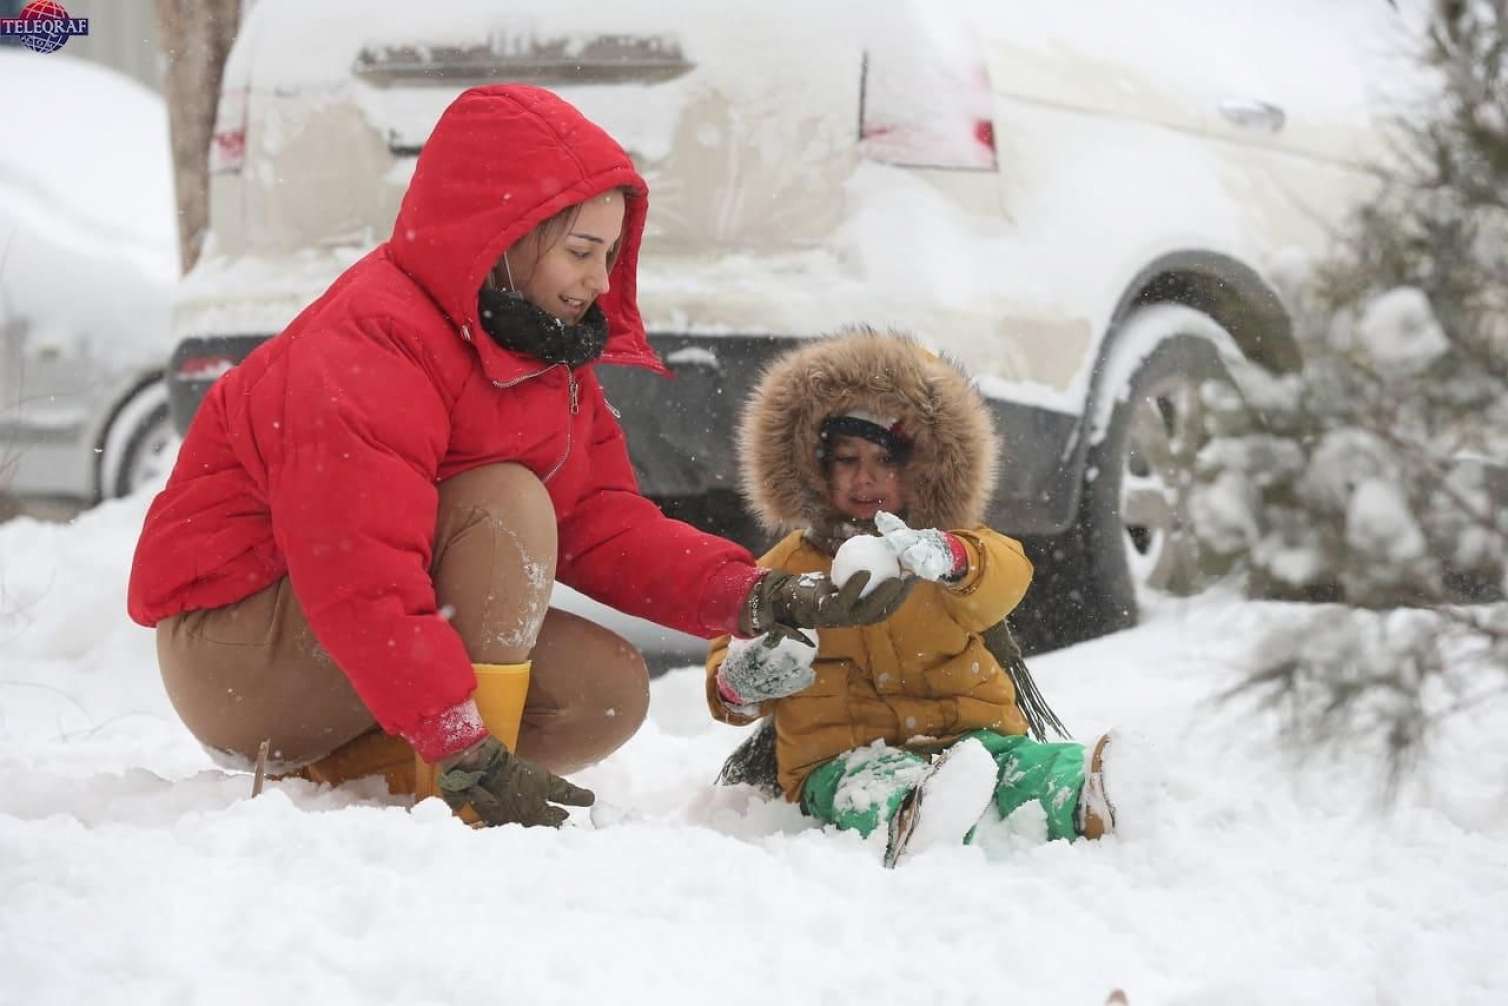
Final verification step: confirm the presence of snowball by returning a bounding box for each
[1356,287,1449,376]
[831,535,901,597]
[410,796,458,825]
[589,802,643,829]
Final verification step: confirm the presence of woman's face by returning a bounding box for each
[826,435,907,522]
[501,190,626,323]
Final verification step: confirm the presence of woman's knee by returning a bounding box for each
[436,463,558,562]
[541,613,649,730]
[433,463,560,663]
[600,639,651,734]
[517,610,650,773]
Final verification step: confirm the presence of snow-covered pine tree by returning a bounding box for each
[1191,0,1508,785]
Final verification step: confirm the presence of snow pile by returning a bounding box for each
[2,496,1507,1002]
[895,736,997,858]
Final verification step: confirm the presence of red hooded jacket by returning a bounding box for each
[128,85,760,759]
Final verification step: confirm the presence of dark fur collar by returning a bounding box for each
[477,286,608,369]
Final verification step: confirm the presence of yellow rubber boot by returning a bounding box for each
[415,661,532,815]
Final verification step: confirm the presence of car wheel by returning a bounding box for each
[100,379,181,499]
[1083,315,1245,619]
[1011,308,1248,653]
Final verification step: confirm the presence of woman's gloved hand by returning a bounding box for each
[436,735,594,828]
[874,511,968,582]
[739,568,914,638]
[716,631,819,708]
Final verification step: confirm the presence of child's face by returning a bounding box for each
[826,435,906,522]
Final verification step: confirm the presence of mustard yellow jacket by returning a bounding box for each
[706,527,1034,800]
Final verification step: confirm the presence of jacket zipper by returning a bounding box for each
[490,364,579,485]
[491,362,555,390]
[541,367,578,484]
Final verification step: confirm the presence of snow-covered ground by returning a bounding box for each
[2,494,1506,1005]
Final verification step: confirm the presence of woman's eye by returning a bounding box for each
[570,249,591,261]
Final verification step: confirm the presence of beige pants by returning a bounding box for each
[156,463,650,780]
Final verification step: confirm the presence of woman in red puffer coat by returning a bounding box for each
[127,84,908,827]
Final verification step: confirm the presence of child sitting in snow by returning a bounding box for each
[705,327,1114,864]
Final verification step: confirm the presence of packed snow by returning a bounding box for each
[3,490,1505,1003]
[830,534,901,598]
[889,735,998,863]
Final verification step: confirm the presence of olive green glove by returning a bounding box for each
[436,735,594,828]
[739,568,916,639]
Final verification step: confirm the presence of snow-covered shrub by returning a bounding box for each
[1192,2,1508,611]
[1198,1,1508,779]
[1224,603,1508,790]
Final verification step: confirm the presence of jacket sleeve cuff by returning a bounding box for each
[944,533,986,592]
[402,698,489,763]
[943,533,971,582]
[715,672,745,706]
[699,562,768,637]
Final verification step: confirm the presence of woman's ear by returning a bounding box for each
[486,249,513,292]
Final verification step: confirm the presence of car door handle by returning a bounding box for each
[1217,98,1286,133]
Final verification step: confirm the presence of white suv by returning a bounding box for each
[165,0,1411,645]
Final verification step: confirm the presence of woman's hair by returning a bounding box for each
[491,186,631,290]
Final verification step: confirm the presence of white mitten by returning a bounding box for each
[874,511,966,582]
[716,631,818,709]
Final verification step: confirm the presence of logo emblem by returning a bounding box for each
[0,1,90,54]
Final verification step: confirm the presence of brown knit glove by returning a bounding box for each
[738,569,916,638]
[436,736,594,828]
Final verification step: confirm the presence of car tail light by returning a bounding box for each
[208,87,247,175]
[859,39,997,171]
[176,355,236,382]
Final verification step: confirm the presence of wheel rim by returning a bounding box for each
[1118,372,1212,595]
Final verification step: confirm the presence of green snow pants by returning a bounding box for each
[800,730,1086,841]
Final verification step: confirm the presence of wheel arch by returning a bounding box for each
[1034,250,1299,533]
[88,368,166,502]
[1007,253,1294,650]
[1114,250,1300,375]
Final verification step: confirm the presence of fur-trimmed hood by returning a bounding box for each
[739,326,999,535]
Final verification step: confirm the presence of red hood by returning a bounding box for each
[389,84,665,379]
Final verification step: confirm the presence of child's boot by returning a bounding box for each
[883,737,998,868]
[1076,733,1117,839]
